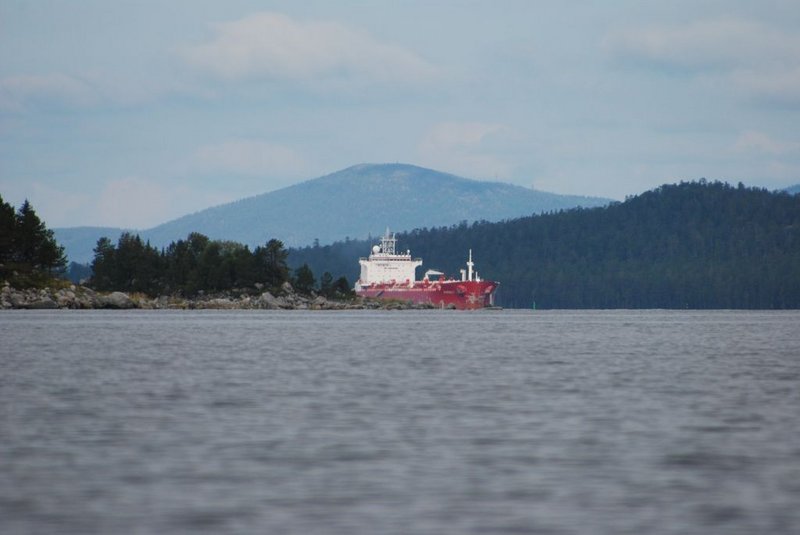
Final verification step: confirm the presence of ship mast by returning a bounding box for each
[380,227,397,255]
[467,249,474,281]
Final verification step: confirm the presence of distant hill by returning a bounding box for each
[54,226,132,267]
[54,163,611,263]
[784,184,800,195]
[289,181,800,309]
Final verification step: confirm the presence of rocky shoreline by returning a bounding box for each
[0,282,436,311]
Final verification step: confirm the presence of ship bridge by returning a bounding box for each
[358,229,422,285]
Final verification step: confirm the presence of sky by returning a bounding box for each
[2,0,800,229]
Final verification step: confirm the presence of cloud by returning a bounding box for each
[604,18,800,104]
[421,122,504,151]
[1,177,233,230]
[0,177,176,229]
[181,12,438,86]
[0,73,97,111]
[193,139,307,177]
[94,177,176,229]
[0,180,93,228]
[734,131,800,155]
[418,121,511,179]
[0,71,201,112]
[605,19,800,70]
[608,20,749,70]
[731,67,800,106]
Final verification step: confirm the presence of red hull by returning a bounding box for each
[357,279,498,310]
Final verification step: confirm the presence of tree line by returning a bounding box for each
[7,181,799,308]
[289,181,800,309]
[0,195,66,286]
[90,231,352,298]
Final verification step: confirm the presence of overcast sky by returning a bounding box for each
[2,0,799,229]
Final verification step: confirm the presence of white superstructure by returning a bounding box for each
[358,229,422,285]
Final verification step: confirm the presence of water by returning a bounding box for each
[1,310,799,534]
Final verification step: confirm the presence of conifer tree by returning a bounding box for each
[0,195,16,271]
[293,263,315,295]
[319,271,334,297]
[333,276,353,298]
[0,198,66,279]
[255,238,290,288]
[90,237,116,291]
[22,201,66,272]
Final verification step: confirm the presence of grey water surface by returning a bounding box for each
[1,310,799,534]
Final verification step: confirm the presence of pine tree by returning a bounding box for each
[333,276,353,298]
[2,198,66,279]
[255,238,290,289]
[293,263,315,295]
[0,195,16,273]
[319,271,334,298]
[90,237,116,291]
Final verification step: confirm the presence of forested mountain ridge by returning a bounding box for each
[54,163,610,263]
[52,226,132,270]
[288,181,800,309]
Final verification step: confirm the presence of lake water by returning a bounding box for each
[1,310,799,534]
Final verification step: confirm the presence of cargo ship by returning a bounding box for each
[355,229,499,310]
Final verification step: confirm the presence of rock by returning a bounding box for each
[133,296,156,309]
[0,283,399,312]
[27,297,58,309]
[75,294,98,309]
[310,295,328,310]
[55,290,76,308]
[255,291,292,309]
[80,286,96,297]
[255,291,278,309]
[100,291,135,309]
[204,298,236,309]
[275,296,292,309]
[9,292,26,308]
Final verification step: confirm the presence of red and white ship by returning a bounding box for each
[355,229,499,310]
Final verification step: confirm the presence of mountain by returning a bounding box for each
[289,180,800,309]
[55,226,132,267]
[54,163,611,263]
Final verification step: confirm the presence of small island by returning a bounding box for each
[1,195,434,311]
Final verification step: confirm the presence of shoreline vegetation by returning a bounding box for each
[0,281,436,311]
[5,182,800,310]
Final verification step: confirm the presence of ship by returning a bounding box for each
[355,229,499,310]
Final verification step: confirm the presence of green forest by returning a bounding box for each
[5,181,800,308]
[88,232,351,299]
[289,181,800,309]
[0,195,66,286]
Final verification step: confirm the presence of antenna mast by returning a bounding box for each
[380,227,396,255]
